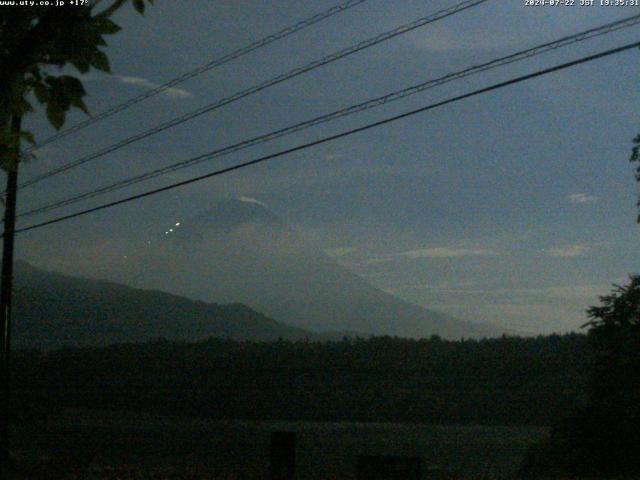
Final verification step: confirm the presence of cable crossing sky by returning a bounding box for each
[18,0,490,190]
[13,39,640,236]
[24,0,369,152]
[18,13,640,220]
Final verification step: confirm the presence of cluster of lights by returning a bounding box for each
[145,221,182,245]
[164,222,181,235]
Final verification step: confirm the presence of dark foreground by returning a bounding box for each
[11,409,547,479]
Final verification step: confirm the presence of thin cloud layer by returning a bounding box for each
[400,247,496,259]
[547,244,589,258]
[324,247,358,258]
[568,193,597,205]
[238,196,268,208]
[117,75,192,99]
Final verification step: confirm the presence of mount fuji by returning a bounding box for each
[119,197,503,339]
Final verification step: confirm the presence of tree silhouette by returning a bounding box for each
[0,1,153,475]
[521,277,640,478]
[630,135,640,222]
[1,0,154,147]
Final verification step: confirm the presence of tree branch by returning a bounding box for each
[94,0,128,19]
[0,9,61,92]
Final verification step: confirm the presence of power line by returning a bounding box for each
[18,0,490,190]
[24,0,369,152]
[18,13,640,219]
[13,39,640,236]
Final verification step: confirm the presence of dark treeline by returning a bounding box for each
[12,333,589,426]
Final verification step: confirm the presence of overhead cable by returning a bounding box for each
[18,0,490,190]
[13,39,640,235]
[19,13,640,219]
[25,0,369,151]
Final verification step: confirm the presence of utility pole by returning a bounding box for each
[0,114,21,480]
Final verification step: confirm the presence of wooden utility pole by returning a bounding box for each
[0,115,21,479]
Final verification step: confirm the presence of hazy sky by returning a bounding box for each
[14,0,640,334]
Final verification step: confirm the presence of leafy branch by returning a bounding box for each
[0,0,153,170]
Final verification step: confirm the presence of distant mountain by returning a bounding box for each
[121,197,503,339]
[12,261,320,349]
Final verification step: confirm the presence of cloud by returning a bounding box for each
[390,283,602,296]
[360,256,395,265]
[340,255,395,267]
[568,193,597,205]
[117,76,192,99]
[542,285,610,299]
[238,196,268,208]
[324,247,358,258]
[338,244,497,267]
[547,244,589,258]
[399,247,496,259]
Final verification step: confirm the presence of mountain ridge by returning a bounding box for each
[12,260,329,349]
[123,198,504,339]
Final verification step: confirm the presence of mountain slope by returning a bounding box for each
[123,198,503,339]
[12,261,318,349]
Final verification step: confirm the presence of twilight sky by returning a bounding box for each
[13,0,640,334]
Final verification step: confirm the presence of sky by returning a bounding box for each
[12,0,640,334]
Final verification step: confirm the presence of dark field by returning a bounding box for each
[11,409,547,479]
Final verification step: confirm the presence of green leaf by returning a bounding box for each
[70,58,91,74]
[46,103,66,130]
[41,75,89,122]
[32,82,49,104]
[59,76,86,97]
[91,50,111,73]
[133,0,145,14]
[6,88,34,117]
[59,75,89,113]
[69,95,89,114]
[15,96,34,116]
[96,17,122,35]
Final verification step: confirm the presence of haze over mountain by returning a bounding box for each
[117,197,503,339]
[12,261,318,349]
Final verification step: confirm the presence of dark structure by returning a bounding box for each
[269,431,295,480]
[356,455,422,480]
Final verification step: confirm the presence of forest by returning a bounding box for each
[12,333,589,426]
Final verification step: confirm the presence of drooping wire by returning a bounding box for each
[13,39,640,235]
[18,13,640,219]
[24,0,369,151]
[18,0,490,190]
